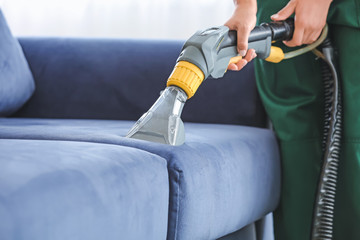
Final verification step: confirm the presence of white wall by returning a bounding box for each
[0,0,235,39]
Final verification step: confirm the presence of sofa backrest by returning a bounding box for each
[14,37,266,127]
[0,9,35,117]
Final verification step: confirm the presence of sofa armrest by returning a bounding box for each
[15,38,266,127]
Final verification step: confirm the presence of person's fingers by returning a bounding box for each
[283,20,305,47]
[227,49,257,71]
[236,27,252,56]
[271,0,331,46]
[271,0,299,47]
[228,59,248,71]
[303,29,322,44]
[224,21,253,56]
[235,59,248,70]
[228,63,240,71]
[271,0,296,21]
[224,3,257,56]
[243,49,256,62]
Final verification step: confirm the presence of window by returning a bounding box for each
[1,0,234,39]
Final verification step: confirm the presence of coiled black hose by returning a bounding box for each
[311,38,342,240]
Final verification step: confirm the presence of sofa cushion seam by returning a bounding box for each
[168,167,182,240]
[0,137,168,164]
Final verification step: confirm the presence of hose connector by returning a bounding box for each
[167,61,205,99]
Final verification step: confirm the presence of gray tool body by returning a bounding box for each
[177,19,294,79]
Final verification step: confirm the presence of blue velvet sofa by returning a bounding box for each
[0,9,280,240]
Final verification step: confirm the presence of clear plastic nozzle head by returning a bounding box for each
[126,86,187,146]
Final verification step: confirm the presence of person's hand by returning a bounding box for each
[271,0,332,47]
[227,49,257,71]
[225,0,257,71]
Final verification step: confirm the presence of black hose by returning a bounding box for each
[311,38,342,240]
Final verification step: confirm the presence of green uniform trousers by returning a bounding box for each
[255,0,360,239]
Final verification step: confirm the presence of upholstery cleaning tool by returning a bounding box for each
[126,18,341,240]
[126,19,295,145]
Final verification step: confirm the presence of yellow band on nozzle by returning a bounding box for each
[167,61,205,99]
[265,46,285,63]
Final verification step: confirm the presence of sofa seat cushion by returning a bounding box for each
[0,118,280,239]
[0,10,35,116]
[0,139,168,240]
